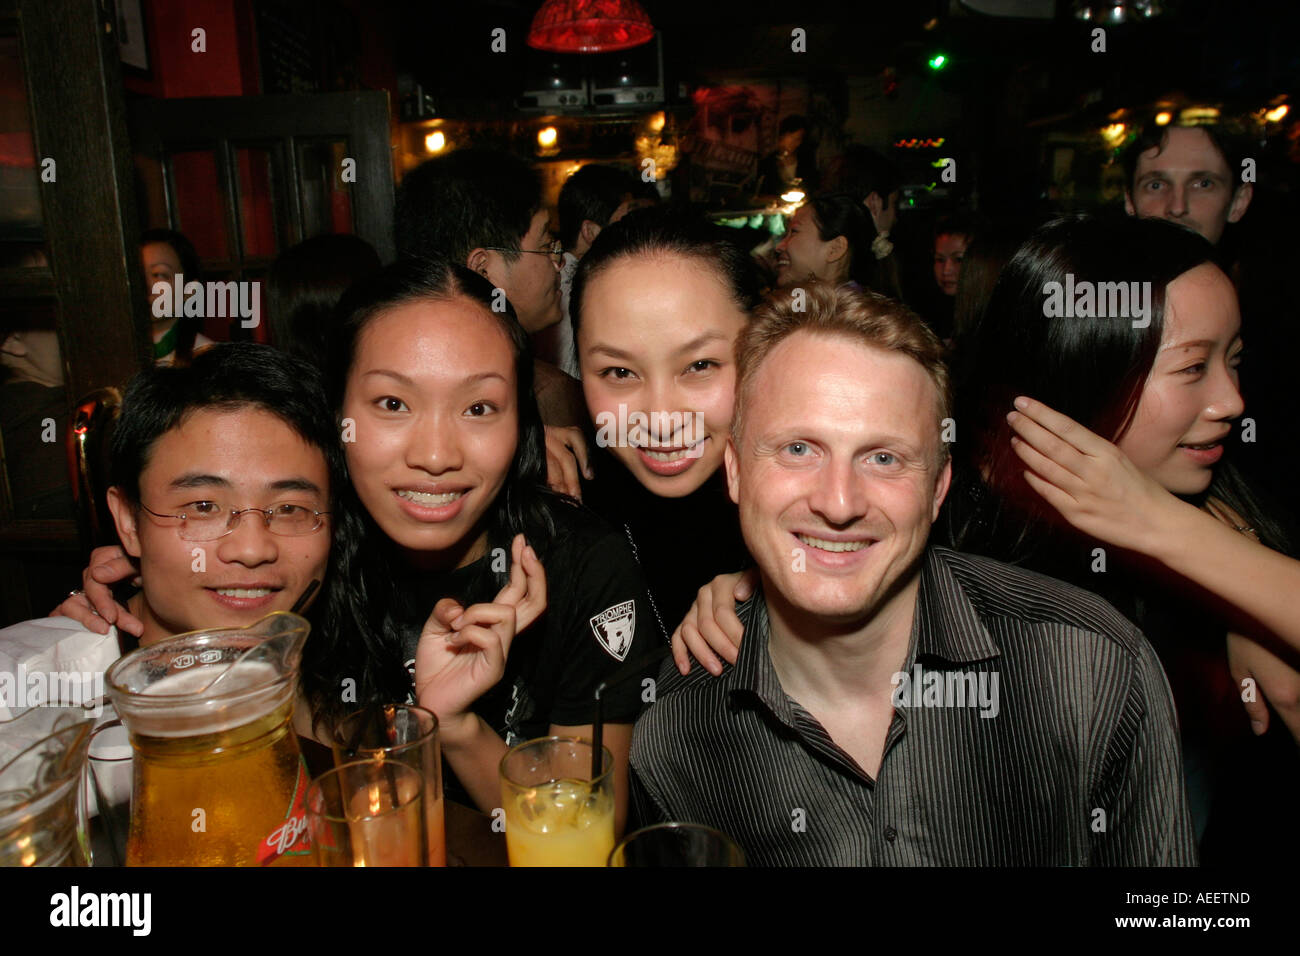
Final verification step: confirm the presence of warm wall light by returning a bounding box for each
[1265,104,1289,123]
[537,126,558,148]
[424,130,446,153]
[1154,111,1172,126]
[1101,123,1127,147]
[1179,106,1221,124]
[647,110,665,133]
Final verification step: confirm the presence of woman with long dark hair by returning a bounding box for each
[945,214,1300,859]
[305,257,654,830]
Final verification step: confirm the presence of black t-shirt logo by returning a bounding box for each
[589,600,635,661]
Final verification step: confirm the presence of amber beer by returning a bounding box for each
[126,690,310,867]
[107,612,313,866]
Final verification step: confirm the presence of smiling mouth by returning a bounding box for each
[795,533,873,553]
[211,587,276,598]
[636,437,708,461]
[397,489,466,506]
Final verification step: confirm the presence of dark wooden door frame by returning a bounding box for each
[18,0,152,398]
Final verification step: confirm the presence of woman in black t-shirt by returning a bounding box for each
[551,209,759,649]
[305,258,657,830]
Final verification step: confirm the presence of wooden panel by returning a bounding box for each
[19,0,151,399]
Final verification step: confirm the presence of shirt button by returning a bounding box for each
[883,826,898,843]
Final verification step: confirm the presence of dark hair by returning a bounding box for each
[110,342,344,510]
[950,213,1293,571]
[1121,122,1250,195]
[308,256,557,726]
[570,206,761,354]
[778,114,808,137]
[933,212,980,246]
[394,149,542,266]
[808,191,875,286]
[266,235,382,369]
[140,228,204,367]
[951,225,1021,340]
[557,164,635,251]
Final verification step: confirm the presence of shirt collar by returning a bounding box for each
[729,594,800,727]
[910,546,1001,667]
[728,546,1001,722]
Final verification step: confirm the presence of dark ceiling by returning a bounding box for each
[383,0,1300,120]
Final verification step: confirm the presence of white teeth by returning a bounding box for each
[215,588,272,598]
[398,490,464,505]
[643,448,695,462]
[796,534,870,553]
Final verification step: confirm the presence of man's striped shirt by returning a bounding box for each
[629,546,1196,866]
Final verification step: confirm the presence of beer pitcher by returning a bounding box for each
[105,612,312,866]
[0,707,94,866]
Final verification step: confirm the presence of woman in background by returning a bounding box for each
[773,192,878,292]
[139,228,210,367]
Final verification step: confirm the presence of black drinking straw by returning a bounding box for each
[341,704,401,808]
[591,644,670,779]
[290,578,320,614]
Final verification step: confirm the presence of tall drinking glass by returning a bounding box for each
[608,822,745,867]
[332,704,445,866]
[499,736,614,867]
[306,759,425,867]
[86,720,133,867]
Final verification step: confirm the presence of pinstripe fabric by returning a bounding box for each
[629,546,1197,866]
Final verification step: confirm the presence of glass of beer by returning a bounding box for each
[105,612,312,867]
[499,736,614,867]
[607,822,746,867]
[332,704,445,866]
[307,759,426,866]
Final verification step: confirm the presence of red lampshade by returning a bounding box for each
[527,0,655,54]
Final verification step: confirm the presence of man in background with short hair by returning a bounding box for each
[548,164,643,378]
[1123,123,1253,245]
[395,148,584,426]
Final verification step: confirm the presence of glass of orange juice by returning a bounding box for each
[499,736,614,867]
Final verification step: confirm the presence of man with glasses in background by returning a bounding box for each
[1,343,336,718]
[395,148,585,427]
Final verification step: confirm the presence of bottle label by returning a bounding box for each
[257,757,312,865]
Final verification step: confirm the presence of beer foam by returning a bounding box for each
[123,662,292,739]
